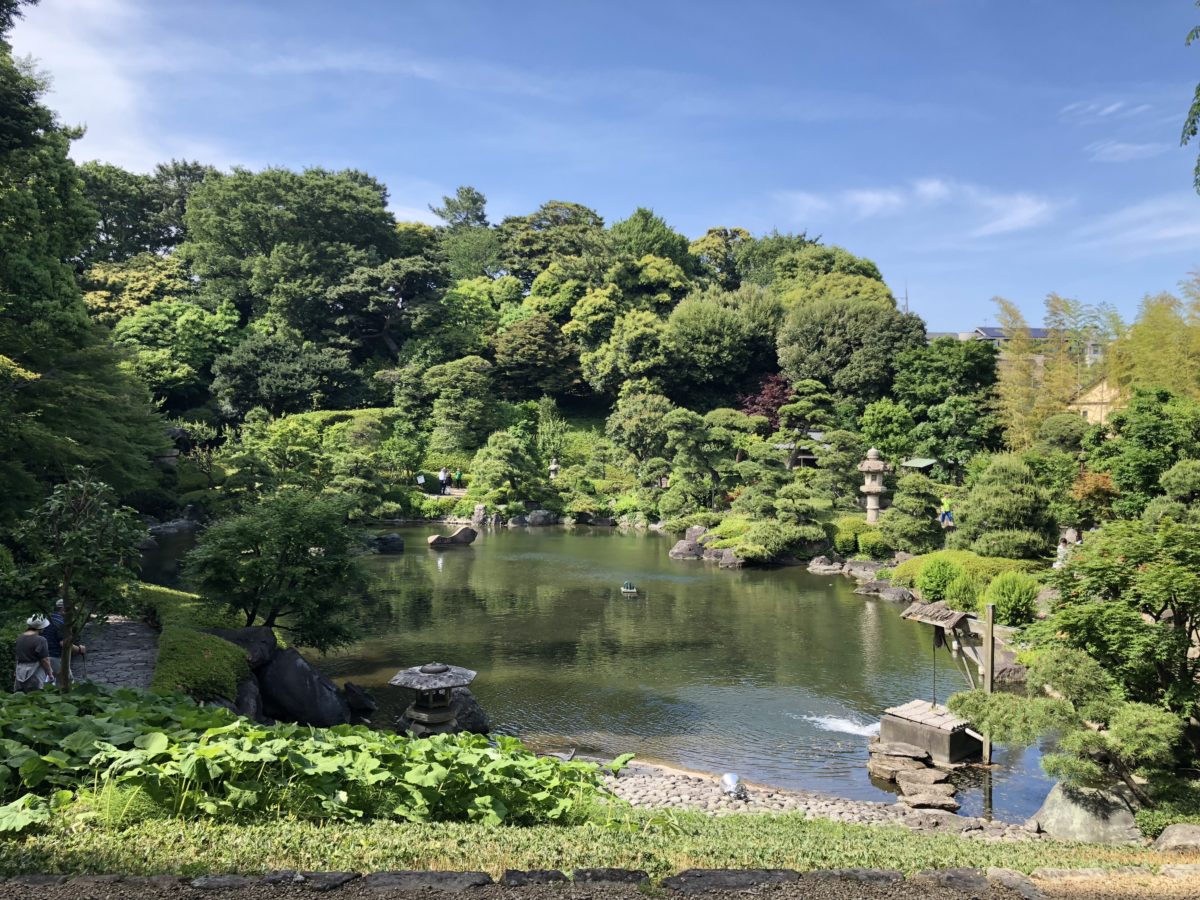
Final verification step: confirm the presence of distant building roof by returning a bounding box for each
[974,326,1050,340]
[900,458,938,469]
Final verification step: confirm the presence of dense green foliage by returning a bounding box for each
[0,685,615,832]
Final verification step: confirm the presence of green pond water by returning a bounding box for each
[315,526,1051,821]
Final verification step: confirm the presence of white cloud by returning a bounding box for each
[774,177,1056,239]
[1085,139,1170,163]
[10,0,241,171]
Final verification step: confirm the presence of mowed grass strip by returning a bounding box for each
[1,813,1188,879]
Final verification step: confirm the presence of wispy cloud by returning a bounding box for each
[1060,98,1155,125]
[1072,193,1200,257]
[1085,139,1170,162]
[775,177,1056,239]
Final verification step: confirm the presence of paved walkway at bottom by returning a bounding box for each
[78,616,158,690]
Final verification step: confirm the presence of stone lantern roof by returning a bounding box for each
[858,447,891,474]
[389,662,476,691]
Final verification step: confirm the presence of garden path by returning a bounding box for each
[79,616,158,690]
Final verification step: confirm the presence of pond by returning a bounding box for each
[315,525,1052,821]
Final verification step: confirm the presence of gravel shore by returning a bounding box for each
[601,760,1043,841]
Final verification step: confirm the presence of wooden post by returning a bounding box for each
[983,602,995,765]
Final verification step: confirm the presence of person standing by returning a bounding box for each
[939,496,954,527]
[438,467,450,495]
[14,615,53,693]
[44,599,84,681]
[454,468,463,489]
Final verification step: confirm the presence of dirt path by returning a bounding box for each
[10,871,1200,900]
[79,616,158,690]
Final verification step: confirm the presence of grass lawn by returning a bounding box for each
[2,812,1187,879]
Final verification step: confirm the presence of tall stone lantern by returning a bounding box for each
[858,448,892,525]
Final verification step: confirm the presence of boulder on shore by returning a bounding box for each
[808,555,844,575]
[669,540,704,560]
[257,648,351,728]
[854,581,914,603]
[370,532,405,554]
[899,793,961,812]
[1154,823,1200,853]
[685,525,708,542]
[204,626,278,670]
[527,509,558,527]
[1030,782,1142,844]
[843,560,886,581]
[718,549,745,569]
[427,526,477,548]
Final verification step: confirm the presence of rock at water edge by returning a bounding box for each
[669,540,704,560]
[1031,782,1142,844]
[1155,823,1200,853]
[258,648,350,727]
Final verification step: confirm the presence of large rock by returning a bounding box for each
[527,509,558,527]
[1154,824,1200,853]
[204,626,278,670]
[807,555,844,575]
[669,540,704,560]
[899,793,961,812]
[844,560,886,581]
[258,648,350,727]
[471,504,488,526]
[343,682,377,724]
[507,515,529,527]
[590,517,615,527]
[898,780,956,798]
[896,768,949,790]
[867,755,927,782]
[371,532,405,554]
[234,676,263,720]
[718,549,745,569]
[870,741,931,761]
[854,581,915,604]
[685,525,708,542]
[1031,783,1142,844]
[427,526,477,548]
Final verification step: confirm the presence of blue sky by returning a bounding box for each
[13,0,1200,329]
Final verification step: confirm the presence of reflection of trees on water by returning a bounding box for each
[345,529,961,724]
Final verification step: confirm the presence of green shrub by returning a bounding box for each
[856,529,892,560]
[832,516,870,555]
[1134,777,1200,839]
[662,510,722,535]
[915,557,964,603]
[981,571,1040,626]
[137,584,240,630]
[151,625,249,701]
[891,550,1039,588]
[971,529,1053,561]
[0,685,613,830]
[418,496,458,519]
[944,572,983,613]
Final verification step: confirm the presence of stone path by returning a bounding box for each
[601,762,1043,841]
[79,616,158,690]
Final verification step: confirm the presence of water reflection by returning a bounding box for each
[319,526,1054,821]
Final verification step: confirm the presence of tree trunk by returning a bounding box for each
[59,574,74,693]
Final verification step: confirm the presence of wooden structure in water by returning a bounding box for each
[880,699,981,766]
[892,600,988,765]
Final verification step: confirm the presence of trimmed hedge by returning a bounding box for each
[915,558,963,603]
[832,516,871,555]
[151,625,248,700]
[981,571,1040,626]
[138,584,247,701]
[857,529,892,560]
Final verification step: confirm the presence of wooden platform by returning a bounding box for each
[884,700,970,733]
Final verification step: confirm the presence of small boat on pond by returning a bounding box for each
[620,581,638,595]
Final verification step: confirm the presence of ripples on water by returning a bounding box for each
[316,526,1052,820]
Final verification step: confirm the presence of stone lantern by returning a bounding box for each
[389,662,476,737]
[858,448,892,525]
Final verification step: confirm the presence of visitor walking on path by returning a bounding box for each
[438,467,450,495]
[44,598,84,681]
[939,496,954,527]
[13,615,53,693]
[454,468,463,489]
[1053,537,1071,569]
